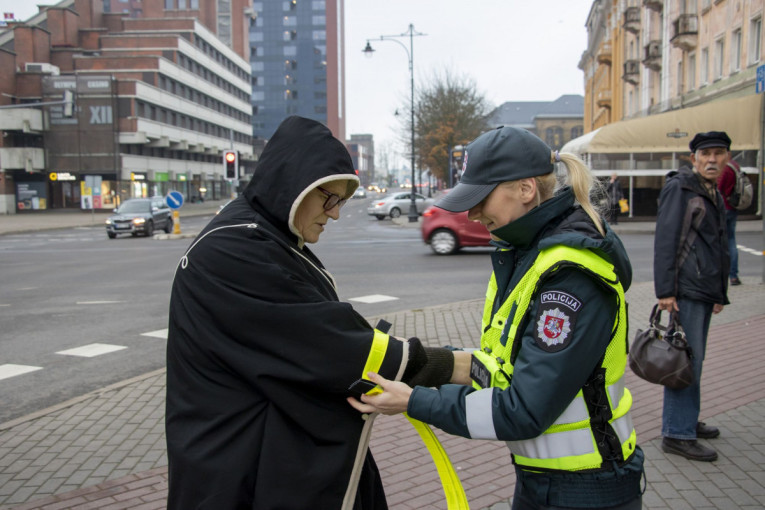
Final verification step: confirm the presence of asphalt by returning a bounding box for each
[0,205,764,509]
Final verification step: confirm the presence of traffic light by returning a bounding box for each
[224,150,238,180]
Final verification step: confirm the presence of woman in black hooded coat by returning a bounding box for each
[166,116,453,509]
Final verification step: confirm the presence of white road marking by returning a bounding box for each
[76,300,126,305]
[141,329,168,339]
[56,343,127,358]
[0,304,10,307]
[738,244,763,256]
[0,364,43,381]
[348,294,399,304]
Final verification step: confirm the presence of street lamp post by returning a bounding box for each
[363,24,425,223]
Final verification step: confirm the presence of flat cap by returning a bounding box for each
[689,131,731,152]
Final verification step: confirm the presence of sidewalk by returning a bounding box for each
[1,208,764,509]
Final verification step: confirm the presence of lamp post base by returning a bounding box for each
[408,204,419,223]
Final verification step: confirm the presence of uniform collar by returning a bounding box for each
[490,188,575,249]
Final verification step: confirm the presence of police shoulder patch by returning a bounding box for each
[533,290,582,352]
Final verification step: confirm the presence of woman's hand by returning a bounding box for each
[347,372,413,415]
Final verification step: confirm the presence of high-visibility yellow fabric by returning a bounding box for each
[473,245,635,471]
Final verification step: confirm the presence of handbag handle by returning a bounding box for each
[649,304,693,356]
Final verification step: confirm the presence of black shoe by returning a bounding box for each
[731,277,742,286]
[662,437,718,462]
[696,421,720,439]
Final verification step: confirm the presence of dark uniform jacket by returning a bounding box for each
[166,117,403,510]
[407,189,643,504]
[654,166,729,305]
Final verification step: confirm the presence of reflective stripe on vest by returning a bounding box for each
[470,245,636,472]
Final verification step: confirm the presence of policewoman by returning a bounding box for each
[350,127,644,509]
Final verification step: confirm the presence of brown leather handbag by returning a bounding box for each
[628,304,694,390]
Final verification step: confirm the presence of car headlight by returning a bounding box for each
[105,219,112,225]
[133,218,146,225]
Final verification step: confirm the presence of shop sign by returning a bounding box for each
[49,172,77,181]
[130,172,147,181]
[155,172,170,182]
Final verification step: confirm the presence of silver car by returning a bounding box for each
[367,192,434,220]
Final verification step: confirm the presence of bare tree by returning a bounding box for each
[398,69,490,184]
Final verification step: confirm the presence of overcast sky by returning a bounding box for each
[1,0,594,164]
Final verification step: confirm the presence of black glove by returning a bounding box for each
[402,337,454,388]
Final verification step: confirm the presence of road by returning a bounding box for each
[0,195,762,423]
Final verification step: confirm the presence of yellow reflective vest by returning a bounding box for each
[471,245,637,472]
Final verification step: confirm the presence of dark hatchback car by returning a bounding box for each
[421,205,492,255]
[105,197,173,238]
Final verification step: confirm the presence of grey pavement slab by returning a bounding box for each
[1,277,764,509]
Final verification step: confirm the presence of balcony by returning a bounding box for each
[671,14,698,51]
[623,60,640,84]
[596,89,612,108]
[0,147,45,171]
[0,108,43,133]
[643,0,663,12]
[597,42,612,64]
[642,40,662,71]
[623,7,641,33]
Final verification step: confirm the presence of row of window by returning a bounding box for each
[122,143,223,164]
[177,52,250,103]
[156,73,250,124]
[544,126,584,149]
[192,35,250,82]
[134,99,252,145]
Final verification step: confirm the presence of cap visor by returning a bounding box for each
[434,183,497,212]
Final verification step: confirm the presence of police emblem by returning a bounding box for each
[537,307,571,346]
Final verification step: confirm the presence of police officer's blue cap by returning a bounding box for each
[689,131,731,152]
[435,126,554,213]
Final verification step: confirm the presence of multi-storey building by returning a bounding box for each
[248,0,345,141]
[0,0,253,213]
[487,95,584,150]
[346,133,374,186]
[575,0,762,217]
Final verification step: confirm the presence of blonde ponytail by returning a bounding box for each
[546,152,605,237]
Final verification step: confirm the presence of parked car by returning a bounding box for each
[105,197,173,238]
[367,192,434,220]
[420,205,492,255]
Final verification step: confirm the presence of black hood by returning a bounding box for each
[243,116,359,243]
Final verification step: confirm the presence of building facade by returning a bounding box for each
[0,0,253,213]
[487,95,585,150]
[248,0,345,141]
[576,0,763,217]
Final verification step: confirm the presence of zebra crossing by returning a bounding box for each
[0,328,169,382]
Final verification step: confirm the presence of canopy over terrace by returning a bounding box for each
[561,94,762,218]
[562,93,762,155]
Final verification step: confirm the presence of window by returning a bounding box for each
[190,0,199,8]
[283,16,297,26]
[284,46,297,56]
[677,60,684,94]
[165,0,173,8]
[284,30,297,41]
[284,0,297,10]
[252,91,265,101]
[312,1,325,9]
[731,28,742,72]
[688,53,696,90]
[312,15,325,25]
[714,37,724,80]
[750,17,762,65]
[700,47,709,84]
[178,0,186,8]
[312,30,326,40]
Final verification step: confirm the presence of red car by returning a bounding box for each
[421,205,492,255]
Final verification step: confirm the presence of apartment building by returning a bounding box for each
[575,0,762,216]
[0,0,253,213]
[248,0,345,141]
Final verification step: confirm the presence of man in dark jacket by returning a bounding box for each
[165,116,453,509]
[654,131,730,462]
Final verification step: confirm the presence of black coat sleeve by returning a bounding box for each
[654,178,683,299]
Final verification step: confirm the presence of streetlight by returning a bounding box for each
[363,24,425,223]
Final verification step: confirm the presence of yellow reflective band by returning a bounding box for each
[360,329,389,395]
[405,414,469,510]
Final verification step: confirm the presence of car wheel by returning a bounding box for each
[389,207,401,219]
[107,232,117,239]
[430,229,459,255]
[144,221,154,237]
[164,218,173,233]
[375,215,385,220]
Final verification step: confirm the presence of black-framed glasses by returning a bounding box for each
[316,186,348,210]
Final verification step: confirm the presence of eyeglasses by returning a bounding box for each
[316,186,348,210]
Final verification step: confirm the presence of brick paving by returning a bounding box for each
[1,212,764,509]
